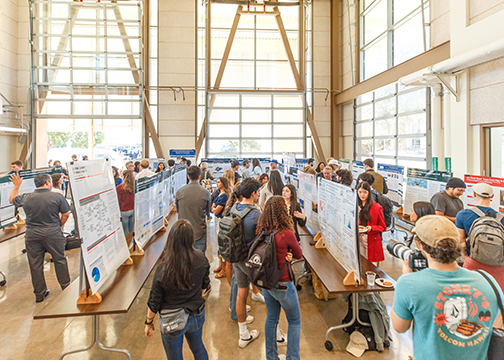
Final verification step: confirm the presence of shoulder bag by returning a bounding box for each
[476,270,504,360]
[159,308,189,334]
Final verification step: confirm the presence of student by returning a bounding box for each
[315,162,325,174]
[363,158,388,194]
[11,160,23,172]
[200,162,214,182]
[256,196,303,360]
[357,181,387,265]
[303,158,316,175]
[137,160,155,179]
[82,155,89,161]
[456,183,504,292]
[51,173,64,195]
[259,170,284,210]
[335,169,353,186]
[230,159,242,183]
[168,159,175,168]
[322,167,335,181]
[112,166,123,187]
[145,219,210,360]
[259,173,269,193]
[270,159,279,171]
[282,184,307,243]
[223,169,235,189]
[134,161,141,173]
[405,201,435,247]
[155,162,166,173]
[71,154,78,162]
[116,170,135,236]
[53,160,68,177]
[239,159,251,179]
[430,177,466,223]
[392,215,503,360]
[212,177,231,279]
[327,159,341,173]
[252,158,262,180]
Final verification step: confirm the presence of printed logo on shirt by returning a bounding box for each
[433,283,492,347]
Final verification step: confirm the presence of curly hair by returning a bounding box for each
[335,169,353,186]
[256,195,294,234]
[417,237,462,264]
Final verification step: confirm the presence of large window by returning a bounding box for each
[197,1,311,159]
[360,0,430,80]
[354,83,430,169]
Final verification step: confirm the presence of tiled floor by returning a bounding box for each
[0,219,413,359]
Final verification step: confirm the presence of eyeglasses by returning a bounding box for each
[456,188,466,193]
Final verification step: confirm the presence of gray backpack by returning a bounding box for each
[218,204,254,263]
[467,207,504,266]
[201,171,212,193]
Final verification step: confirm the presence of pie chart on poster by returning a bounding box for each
[92,267,100,282]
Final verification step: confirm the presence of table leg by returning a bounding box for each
[59,315,131,360]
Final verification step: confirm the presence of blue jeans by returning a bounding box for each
[194,232,207,254]
[121,210,134,236]
[263,281,301,360]
[161,310,208,360]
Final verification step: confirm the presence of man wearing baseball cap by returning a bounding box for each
[430,177,466,223]
[456,182,504,292]
[392,215,503,360]
[231,159,241,183]
[238,159,251,179]
[269,159,278,171]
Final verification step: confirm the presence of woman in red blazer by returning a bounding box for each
[357,181,387,265]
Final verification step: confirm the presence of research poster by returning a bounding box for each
[0,167,63,228]
[201,158,232,179]
[162,171,174,218]
[351,160,365,188]
[377,163,405,206]
[464,175,504,212]
[340,159,350,170]
[403,168,452,215]
[318,178,361,283]
[68,159,130,295]
[298,171,319,232]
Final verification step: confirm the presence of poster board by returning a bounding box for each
[139,158,165,171]
[169,149,196,165]
[403,168,452,215]
[377,163,405,206]
[0,167,63,228]
[351,160,365,188]
[283,166,299,187]
[68,159,130,295]
[298,171,319,232]
[134,173,165,248]
[464,175,504,212]
[339,159,350,170]
[282,152,296,168]
[318,178,361,283]
[201,158,233,179]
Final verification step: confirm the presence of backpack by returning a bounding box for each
[201,171,213,193]
[247,229,287,290]
[372,190,393,228]
[466,207,504,266]
[218,204,254,263]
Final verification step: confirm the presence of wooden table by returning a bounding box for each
[392,210,414,232]
[0,223,25,244]
[297,231,396,351]
[34,214,178,359]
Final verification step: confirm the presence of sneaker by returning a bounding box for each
[251,292,265,303]
[238,329,259,348]
[231,314,254,324]
[229,305,251,312]
[277,328,287,347]
[278,355,286,360]
[35,289,50,303]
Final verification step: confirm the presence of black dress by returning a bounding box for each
[290,202,307,243]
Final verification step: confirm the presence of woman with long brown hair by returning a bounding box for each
[282,184,307,243]
[116,169,135,236]
[223,169,235,189]
[145,219,210,359]
[212,177,231,279]
[256,196,303,360]
[259,170,284,209]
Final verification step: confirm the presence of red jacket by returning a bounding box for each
[359,202,386,262]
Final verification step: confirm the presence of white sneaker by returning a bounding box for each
[278,355,286,360]
[251,292,265,303]
[228,305,251,312]
[277,328,287,347]
[230,314,254,324]
[238,329,260,348]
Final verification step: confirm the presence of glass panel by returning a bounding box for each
[375,118,396,136]
[398,88,426,113]
[209,139,240,153]
[256,61,297,89]
[73,101,105,115]
[211,60,254,88]
[375,97,396,118]
[356,104,373,121]
[393,12,424,66]
[375,138,396,156]
[273,110,304,123]
[398,159,426,170]
[229,30,255,60]
[242,124,272,138]
[209,124,239,138]
[363,37,387,80]
[242,95,272,108]
[274,95,303,108]
[363,0,387,45]
[357,91,374,105]
[208,109,240,122]
[242,110,271,123]
[212,94,240,107]
[256,31,299,61]
[374,83,396,99]
[273,125,304,138]
[211,29,232,58]
[273,139,304,153]
[398,137,426,158]
[356,121,373,138]
[242,139,272,153]
[356,139,374,155]
[108,101,140,116]
[490,127,504,178]
[393,0,420,24]
[375,157,396,166]
[398,113,426,135]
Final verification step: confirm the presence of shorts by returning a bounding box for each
[233,261,249,289]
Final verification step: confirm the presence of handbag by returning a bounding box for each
[159,308,189,334]
[475,270,504,360]
[201,171,213,193]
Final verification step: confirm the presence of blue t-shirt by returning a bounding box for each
[213,193,229,218]
[253,166,262,177]
[455,206,504,235]
[393,267,503,360]
[235,203,261,248]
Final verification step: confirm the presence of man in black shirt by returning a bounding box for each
[10,173,71,302]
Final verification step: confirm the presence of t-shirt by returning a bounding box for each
[253,166,262,177]
[213,192,228,218]
[12,188,71,239]
[455,206,504,235]
[116,184,134,212]
[238,167,250,179]
[235,203,261,248]
[431,191,464,218]
[393,267,503,360]
[176,181,212,240]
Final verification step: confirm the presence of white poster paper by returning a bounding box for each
[68,159,130,295]
[318,178,361,283]
[298,171,319,232]
[201,158,232,179]
[464,175,504,212]
[377,163,405,206]
[403,168,452,215]
[351,160,365,188]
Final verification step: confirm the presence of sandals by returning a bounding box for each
[215,271,226,279]
[213,267,223,273]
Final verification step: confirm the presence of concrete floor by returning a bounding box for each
[0,219,413,360]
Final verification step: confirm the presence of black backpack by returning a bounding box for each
[372,190,393,228]
[218,204,254,263]
[247,229,287,290]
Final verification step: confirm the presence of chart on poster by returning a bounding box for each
[298,171,319,232]
[403,168,452,215]
[68,159,130,295]
[318,178,361,283]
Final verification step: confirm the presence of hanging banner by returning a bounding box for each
[464,175,504,212]
[169,149,196,165]
[0,167,63,228]
[298,171,319,232]
[351,160,365,188]
[377,163,405,206]
[403,168,452,215]
[68,159,130,295]
[318,178,361,283]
